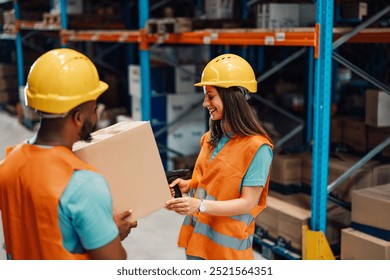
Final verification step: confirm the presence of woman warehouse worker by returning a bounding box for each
[165,53,273,260]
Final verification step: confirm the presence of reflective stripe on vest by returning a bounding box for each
[183,215,254,250]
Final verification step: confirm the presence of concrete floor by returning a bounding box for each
[0,110,264,260]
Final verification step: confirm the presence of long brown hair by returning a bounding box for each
[209,86,271,147]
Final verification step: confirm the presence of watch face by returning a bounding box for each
[200,201,206,212]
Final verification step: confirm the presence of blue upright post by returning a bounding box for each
[60,0,67,47]
[13,1,24,98]
[139,0,151,121]
[59,0,67,29]
[311,0,334,233]
[306,47,314,146]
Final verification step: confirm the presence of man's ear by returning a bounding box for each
[70,109,84,128]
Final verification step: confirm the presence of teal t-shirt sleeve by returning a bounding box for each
[242,144,273,187]
[59,170,119,251]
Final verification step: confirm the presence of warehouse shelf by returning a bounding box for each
[61,27,390,46]
[61,29,140,44]
[16,20,61,31]
[0,33,16,40]
[333,27,390,43]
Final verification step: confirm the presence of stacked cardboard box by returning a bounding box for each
[341,228,390,260]
[365,90,390,127]
[301,152,379,202]
[256,192,351,251]
[270,154,303,186]
[0,63,18,105]
[341,183,390,259]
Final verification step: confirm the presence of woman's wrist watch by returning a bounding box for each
[199,199,207,213]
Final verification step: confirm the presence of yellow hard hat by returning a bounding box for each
[25,48,108,114]
[194,53,257,93]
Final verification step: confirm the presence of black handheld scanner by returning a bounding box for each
[166,169,191,198]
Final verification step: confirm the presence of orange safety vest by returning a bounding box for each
[0,143,97,260]
[178,132,273,260]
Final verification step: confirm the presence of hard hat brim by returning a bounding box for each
[25,81,108,114]
[194,81,257,93]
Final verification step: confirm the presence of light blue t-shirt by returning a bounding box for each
[211,135,273,190]
[27,140,119,253]
[58,170,119,253]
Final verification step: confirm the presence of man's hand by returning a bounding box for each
[114,210,138,241]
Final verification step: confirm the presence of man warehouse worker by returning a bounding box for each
[0,48,137,260]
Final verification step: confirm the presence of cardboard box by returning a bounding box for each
[277,202,311,250]
[0,78,18,91]
[128,65,174,98]
[341,2,367,20]
[299,3,316,27]
[365,90,390,127]
[73,121,171,221]
[255,202,279,240]
[300,152,313,186]
[255,195,311,250]
[205,0,234,19]
[372,164,390,186]
[330,116,344,143]
[351,183,390,232]
[257,3,299,28]
[174,65,197,93]
[266,191,351,246]
[270,154,302,185]
[166,93,204,123]
[367,126,390,149]
[52,0,83,14]
[327,156,377,202]
[366,125,390,157]
[342,117,367,153]
[131,95,142,121]
[341,227,390,260]
[0,63,17,78]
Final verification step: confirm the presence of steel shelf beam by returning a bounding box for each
[61,30,140,44]
[56,28,390,49]
[16,20,61,31]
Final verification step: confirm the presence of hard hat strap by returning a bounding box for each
[237,86,250,100]
[38,111,68,119]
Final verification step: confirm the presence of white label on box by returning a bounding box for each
[131,96,142,121]
[128,65,141,98]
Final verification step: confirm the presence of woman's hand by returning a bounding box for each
[165,197,200,215]
[169,178,190,197]
[166,186,264,217]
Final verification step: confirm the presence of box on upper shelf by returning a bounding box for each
[365,89,390,128]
